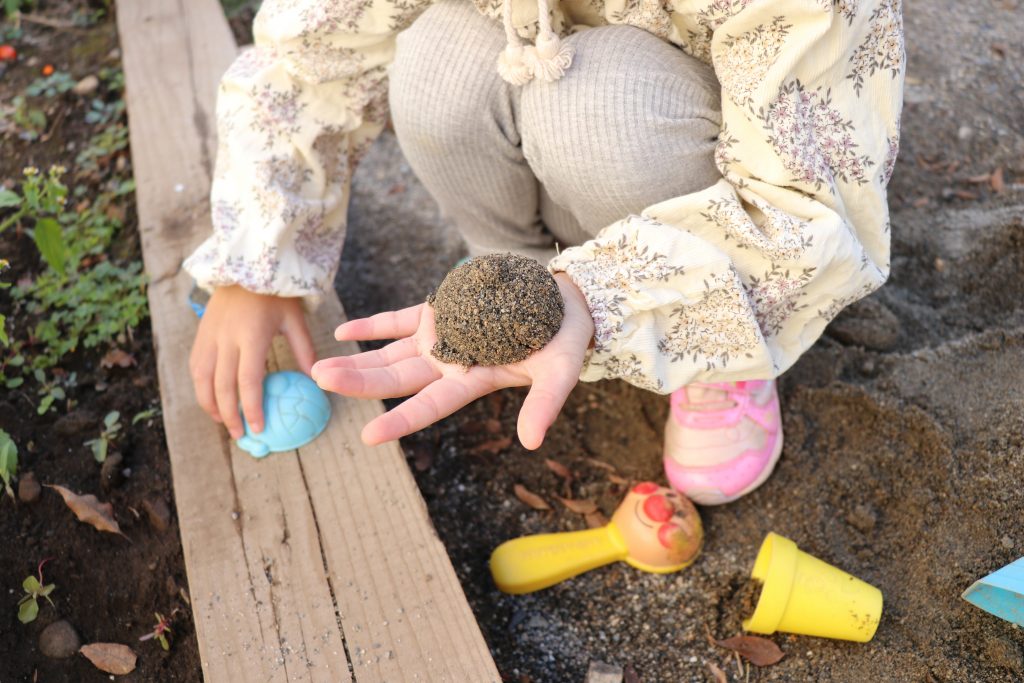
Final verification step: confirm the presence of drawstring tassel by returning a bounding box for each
[524,33,573,83]
[497,44,532,86]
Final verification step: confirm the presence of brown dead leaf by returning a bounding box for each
[608,473,629,486]
[556,497,597,515]
[513,484,550,511]
[991,166,1006,193]
[584,511,609,528]
[584,458,616,472]
[47,485,127,537]
[964,173,992,184]
[713,635,784,667]
[952,189,978,201]
[706,662,728,683]
[100,348,136,369]
[79,643,137,675]
[469,435,512,456]
[544,459,573,481]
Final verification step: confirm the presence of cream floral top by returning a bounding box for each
[184,0,905,393]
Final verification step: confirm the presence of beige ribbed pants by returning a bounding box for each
[389,0,723,263]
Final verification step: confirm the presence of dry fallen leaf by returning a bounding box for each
[80,643,137,675]
[608,473,629,486]
[469,435,512,456]
[713,635,785,667]
[991,166,1005,193]
[706,662,728,683]
[513,484,550,511]
[47,485,127,537]
[584,511,609,529]
[585,458,616,472]
[544,458,573,481]
[556,496,598,515]
[100,348,136,369]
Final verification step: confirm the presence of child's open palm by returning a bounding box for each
[311,274,594,449]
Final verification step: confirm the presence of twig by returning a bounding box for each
[40,105,67,144]
[18,13,81,30]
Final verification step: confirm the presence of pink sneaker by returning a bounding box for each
[663,380,783,506]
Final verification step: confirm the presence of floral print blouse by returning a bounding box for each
[183,0,905,393]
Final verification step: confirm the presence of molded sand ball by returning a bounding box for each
[428,253,564,366]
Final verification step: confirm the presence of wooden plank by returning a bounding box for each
[117,0,500,680]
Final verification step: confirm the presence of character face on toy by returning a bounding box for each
[610,482,703,570]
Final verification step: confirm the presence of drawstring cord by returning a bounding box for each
[496,0,574,86]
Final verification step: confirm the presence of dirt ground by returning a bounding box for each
[0,3,201,681]
[337,0,1024,680]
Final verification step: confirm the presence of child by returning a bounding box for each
[186,0,904,504]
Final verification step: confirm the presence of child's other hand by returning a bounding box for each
[312,273,594,450]
[189,285,316,440]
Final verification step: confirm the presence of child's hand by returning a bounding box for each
[312,273,594,449]
[189,285,316,439]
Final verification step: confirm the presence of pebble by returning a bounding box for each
[846,504,877,533]
[71,74,99,96]
[958,125,974,140]
[143,497,172,533]
[100,452,124,491]
[39,620,81,659]
[54,410,97,438]
[1001,535,1015,550]
[17,472,41,504]
[828,298,901,351]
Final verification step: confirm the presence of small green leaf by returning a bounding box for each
[132,408,158,425]
[38,394,55,415]
[33,218,67,277]
[104,411,120,429]
[18,599,39,624]
[8,354,24,367]
[51,387,65,400]
[22,575,41,593]
[39,583,55,597]
[0,189,19,208]
[158,634,169,651]
[6,377,24,389]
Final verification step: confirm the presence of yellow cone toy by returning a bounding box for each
[743,532,883,642]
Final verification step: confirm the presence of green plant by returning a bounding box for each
[85,410,121,462]
[17,559,55,624]
[3,95,46,140]
[131,407,160,425]
[84,97,124,126]
[0,166,68,275]
[0,258,10,347]
[34,368,75,414]
[3,0,33,19]
[75,124,129,175]
[25,70,75,98]
[139,611,174,650]
[0,428,16,501]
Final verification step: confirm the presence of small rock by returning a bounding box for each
[846,504,877,533]
[54,410,97,438]
[827,298,901,351]
[585,661,624,683]
[71,74,99,96]
[143,497,171,533]
[958,125,974,141]
[18,472,41,504]
[1001,535,1015,550]
[39,620,81,659]
[100,452,124,491]
[985,637,1023,673]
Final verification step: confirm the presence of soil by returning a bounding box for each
[337,0,1024,679]
[0,2,200,681]
[428,253,564,366]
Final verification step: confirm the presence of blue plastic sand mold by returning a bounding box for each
[962,556,1024,626]
[236,371,332,458]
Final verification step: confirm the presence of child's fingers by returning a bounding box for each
[313,338,418,372]
[282,311,316,374]
[335,304,423,341]
[237,347,267,435]
[314,356,440,399]
[214,344,244,440]
[189,344,221,424]
[361,375,486,445]
[517,365,577,450]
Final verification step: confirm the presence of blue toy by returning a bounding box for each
[962,557,1024,626]
[236,371,331,458]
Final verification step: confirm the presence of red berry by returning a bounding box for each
[0,45,16,62]
[42,64,54,76]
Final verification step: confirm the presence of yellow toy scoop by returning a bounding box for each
[490,482,703,594]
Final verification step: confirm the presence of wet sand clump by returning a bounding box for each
[428,253,564,366]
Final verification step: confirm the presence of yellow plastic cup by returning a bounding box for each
[743,533,883,642]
